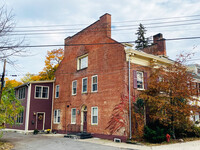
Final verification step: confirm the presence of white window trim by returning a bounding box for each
[71,108,76,124]
[55,85,59,98]
[91,107,98,125]
[136,71,144,90]
[53,109,60,124]
[77,54,88,70]
[91,75,98,92]
[16,111,24,124]
[82,77,88,94]
[72,80,77,95]
[18,87,25,100]
[34,85,49,99]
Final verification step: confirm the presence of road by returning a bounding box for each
[2,132,200,150]
[2,132,131,150]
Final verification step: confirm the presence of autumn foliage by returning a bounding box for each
[39,48,64,80]
[139,54,198,137]
[106,93,129,136]
[20,48,64,83]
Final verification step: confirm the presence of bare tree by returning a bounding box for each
[0,5,26,64]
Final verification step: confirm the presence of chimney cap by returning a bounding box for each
[153,33,163,38]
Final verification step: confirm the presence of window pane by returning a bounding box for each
[83,78,87,92]
[36,87,41,98]
[80,56,88,69]
[72,81,77,94]
[137,72,144,89]
[93,76,97,84]
[93,108,97,116]
[93,84,97,91]
[72,109,76,115]
[56,85,59,97]
[42,87,48,98]
[93,116,97,123]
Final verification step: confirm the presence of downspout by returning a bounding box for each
[25,83,31,133]
[128,54,132,139]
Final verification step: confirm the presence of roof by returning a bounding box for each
[14,80,54,89]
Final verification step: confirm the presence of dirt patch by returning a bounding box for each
[0,142,13,150]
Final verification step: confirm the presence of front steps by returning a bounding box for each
[64,132,92,139]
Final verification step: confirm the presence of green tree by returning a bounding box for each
[0,88,23,135]
[135,23,149,50]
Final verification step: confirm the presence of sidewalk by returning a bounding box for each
[78,138,151,150]
[77,137,200,150]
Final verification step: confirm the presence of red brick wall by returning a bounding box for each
[53,14,128,137]
[52,14,152,139]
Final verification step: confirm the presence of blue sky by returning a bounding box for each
[1,0,200,80]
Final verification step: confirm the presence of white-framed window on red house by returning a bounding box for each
[133,70,147,90]
[54,109,60,124]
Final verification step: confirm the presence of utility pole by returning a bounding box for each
[0,59,6,103]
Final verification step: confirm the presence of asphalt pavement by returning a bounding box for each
[2,132,200,150]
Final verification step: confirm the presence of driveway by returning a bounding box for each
[2,132,200,150]
[1,132,132,150]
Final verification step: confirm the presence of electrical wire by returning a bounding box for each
[1,36,200,48]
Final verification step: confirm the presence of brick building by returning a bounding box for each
[52,13,173,141]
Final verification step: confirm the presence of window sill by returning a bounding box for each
[34,97,49,99]
[71,123,76,124]
[91,123,98,126]
[77,67,88,71]
[91,91,98,93]
[72,94,77,96]
[82,92,87,94]
[53,122,60,124]
[137,88,145,91]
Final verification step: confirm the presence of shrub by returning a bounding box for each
[33,129,39,135]
[144,126,166,143]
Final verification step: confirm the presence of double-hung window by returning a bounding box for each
[137,71,144,89]
[77,54,88,70]
[54,109,60,123]
[72,81,77,95]
[82,78,88,93]
[16,111,24,124]
[35,86,49,99]
[91,107,98,125]
[18,87,25,99]
[71,108,76,124]
[55,85,59,98]
[92,75,98,92]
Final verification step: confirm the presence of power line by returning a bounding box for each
[14,14,200,29]
[11,18,200,33]
[5,22,200,36]
[1,36,200,49]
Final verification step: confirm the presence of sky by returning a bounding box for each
[1,0,200,81]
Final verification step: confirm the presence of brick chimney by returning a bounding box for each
[99,13,111,38]
[153,33,166,56]
[143,33,167,56]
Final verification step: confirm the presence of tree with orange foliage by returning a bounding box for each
[4,78,22,88]
[20,73,42,83]
[39,48,64,80]
[139,54,197,138]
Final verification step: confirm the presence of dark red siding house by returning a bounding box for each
[6,81,54,133]
[52,13,173,141]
